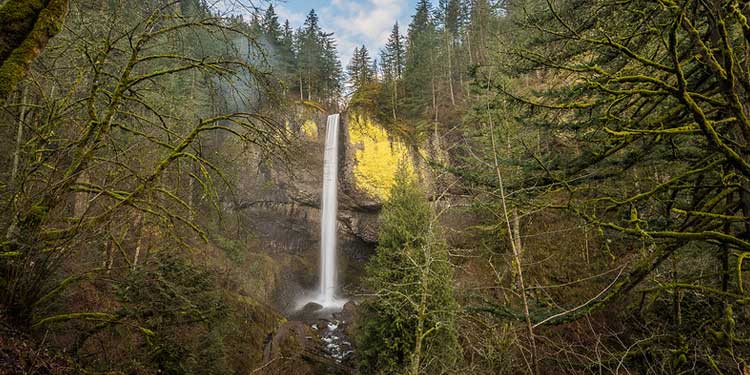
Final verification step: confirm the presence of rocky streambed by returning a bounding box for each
[312,315,354,364]
[258,301,358,374]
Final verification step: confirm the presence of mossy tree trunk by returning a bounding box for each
[0,0,69,102]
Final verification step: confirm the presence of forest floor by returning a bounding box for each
[0,316,74,375]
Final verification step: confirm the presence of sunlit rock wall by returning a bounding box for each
[346,114,415,201]
[228,110,436,312]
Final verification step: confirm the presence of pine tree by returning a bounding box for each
[288,10,344,106]
[348,46,362,86]
[436,0,463,106]
[467,0,493,65]
[408,0,434,40]
[281,20,294,47]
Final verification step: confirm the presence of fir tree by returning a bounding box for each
[404,0,440,120]
[381,23,406,80]
[319,32,343,108]
[347,45,375,92]
[356,165,460,375]
[261,4,281,44]
[277,19,296,93]
[379,22,406,121]
[298,10,323,101]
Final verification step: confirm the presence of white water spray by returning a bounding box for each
[317,114,344,308]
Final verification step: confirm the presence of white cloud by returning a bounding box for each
[274,3,306,26]
[217,0,412,67]
[321,0,406,63]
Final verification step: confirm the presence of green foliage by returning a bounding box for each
[292,9,343,107]
[347,45,376,93]
[374,166,431,253]
[453,0,750,371]
[0,1,286,373]
[105,252,277,375]
[349,81,382,114]
[114,253,228,373]
[261,5,282,44]
[403,0,440,119]
[356,165,460,374]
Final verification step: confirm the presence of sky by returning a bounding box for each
[215,0,420,65]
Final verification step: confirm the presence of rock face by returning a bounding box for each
[260,321,323,375]
[225,111,440,314]
[227,112,390,312]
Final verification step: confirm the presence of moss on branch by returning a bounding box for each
[0,0,69,101]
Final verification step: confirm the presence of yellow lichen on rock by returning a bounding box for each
[301,119,318,139]
[348,114,414,200]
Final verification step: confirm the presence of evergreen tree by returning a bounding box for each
[277,19,296,94]
[281,20,294,48]
[378,22,407,122]
[408,0,434,40]
[356,165,460,375]
[347,45,375,92]
[403,0,440,120]
[298,10,323,101]
[467,0,493,64]
[293,26,305,100]
[319,32,343,108]
[261,4,281,44]
[443,0,463,37]
[381,23,406,80]
[291,9,343,106]
[436,0,463,106]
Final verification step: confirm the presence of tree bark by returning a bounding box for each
[446,34,455,106]
[410,263,430,375]
[73,171,90,217]
[9,86,28,192]
[392,79,398,121]
[132,212,144,270]
[0,0,69,102]
[488,106,539,375]
[5,86,29,240]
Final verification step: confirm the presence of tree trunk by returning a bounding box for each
[132,212,144,270]
[513,208,522,257]
[410,265,430,375]
[299,74,303,101]
[307,71,312,101]
[488,106,538,375]
[6,86,29,240]
[429,49,438,122]
[392,79,398,121]
[9,86,28,192]
[0,0,69,101]
[446,35,455,106]
[73,171,90,218]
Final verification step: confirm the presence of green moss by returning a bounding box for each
[0,0,68,101]
[28,203,49,224]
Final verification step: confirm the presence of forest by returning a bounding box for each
[1,0,749,374]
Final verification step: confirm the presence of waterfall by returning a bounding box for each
[318,114,341,307]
